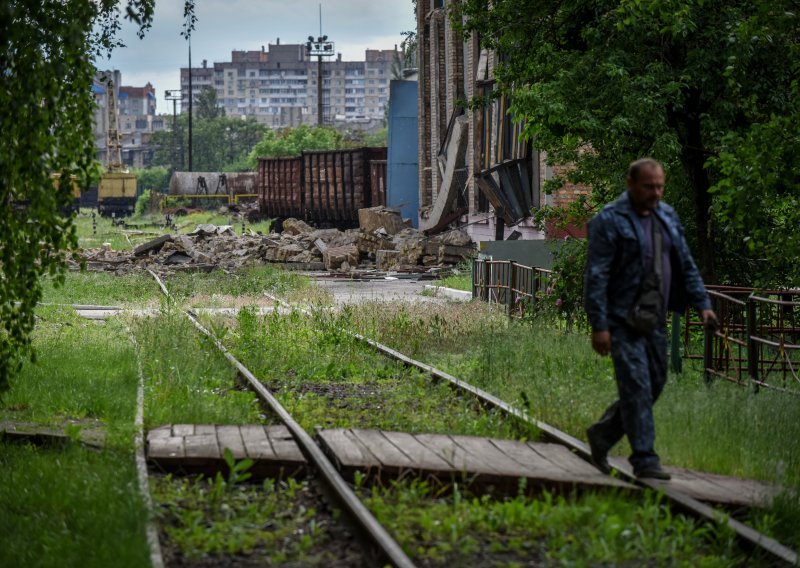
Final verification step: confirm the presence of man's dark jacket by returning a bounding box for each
[584,191,711,332]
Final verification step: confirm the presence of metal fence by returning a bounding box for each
[472,258,554,317]
[684,286,800,392]
[473,259,800,393]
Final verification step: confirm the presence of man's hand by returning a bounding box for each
[701,309,719,332]
[592,330,611,356]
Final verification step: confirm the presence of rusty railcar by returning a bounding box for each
[258,157,303,218]
[257,147,387,227]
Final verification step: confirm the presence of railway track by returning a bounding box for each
[144,270,797,566]
[148,270,413,567]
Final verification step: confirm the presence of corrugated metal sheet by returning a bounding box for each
[257,147,387,226]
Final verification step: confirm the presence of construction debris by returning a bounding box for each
[76,208,476,275]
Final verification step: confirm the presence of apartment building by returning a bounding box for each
[180,41,395,129]
[93,71,166,168]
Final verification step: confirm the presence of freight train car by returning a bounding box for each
[257,147,387,228]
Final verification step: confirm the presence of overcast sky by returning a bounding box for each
[99,0,416,112]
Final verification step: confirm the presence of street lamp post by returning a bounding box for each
[165,90,182,172]
[305,35,334,126]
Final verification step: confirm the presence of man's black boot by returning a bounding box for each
[586,425,611,475]
[634,465,671,480]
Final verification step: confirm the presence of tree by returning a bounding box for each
[0,0,193,390]
[196,86,224,119]
[133,166,170,192]
[150,114,267,172]
[246,124,340,167]
[454,0,799,284]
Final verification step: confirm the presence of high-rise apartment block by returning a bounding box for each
[180,41,396,128]
[93,71,166,168]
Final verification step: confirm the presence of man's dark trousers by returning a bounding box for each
[590,323,668,471]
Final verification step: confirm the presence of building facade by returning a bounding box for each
[180,40,395,130]
[416,1,589,241]
[93,71,166,169]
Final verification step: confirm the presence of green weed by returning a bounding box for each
[132,310,263,428]
[363,480,754,566]
[0,442,148,568]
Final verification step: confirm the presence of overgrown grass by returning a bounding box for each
[349,300,800,548]
[1,307,139,447]
[362,479,753,566]
[152,473,361,566]
[0,442,149,568]
[437,263,472,292]
[132,307,264,428]
[0,307,148,566]
[164,265,315,307]
[208,307,537,439]
[40,271,160,307]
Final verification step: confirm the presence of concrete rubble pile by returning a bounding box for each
[76,207,475,274]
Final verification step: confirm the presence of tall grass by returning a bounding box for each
[0,307,149,566]
[40,271,160,307]
[1,307,139,447]
[0,443,149,568]
[350,300,800,548]
[133,308,263,427]
[208,307,538,439]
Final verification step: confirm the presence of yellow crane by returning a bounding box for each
[98,75,137,216]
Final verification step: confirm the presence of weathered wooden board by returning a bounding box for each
[318,429,634,495]
[146,424,306,479]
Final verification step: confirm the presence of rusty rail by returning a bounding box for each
[148,270,415,568]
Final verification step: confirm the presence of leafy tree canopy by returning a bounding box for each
[196,86,224,120]
[150,113,267,173]
[0,0,194,390]
[454,0,799,285]
[247,124,340,167]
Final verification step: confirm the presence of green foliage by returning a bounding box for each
[709,99,800,286]
[536,238,588,330]
[196,85,224,119]
[454,0,799,285]
[152,475,352,564]
[247,124,340,167]
[364,481,747,565]
[134,189,156,217]
[132,166,169,192]
[150,113,267,172]
[1,1,98,388]
[0,443,149,568]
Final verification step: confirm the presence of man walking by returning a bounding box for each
[584,158,717,479]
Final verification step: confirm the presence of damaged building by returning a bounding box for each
[416,0,589,242]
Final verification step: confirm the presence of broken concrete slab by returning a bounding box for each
[133,234,172,257]
[358,206,406,236]
[324,244,359,271]
[376,249,401,270]
[189,224,236,237]
[282,218,314,235]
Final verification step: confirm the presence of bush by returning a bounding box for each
[134,189,159,217]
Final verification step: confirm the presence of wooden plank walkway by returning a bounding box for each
[319,429,777,507]
[147,424,306,478]
[318,428,633,495]
[146,425,778,508]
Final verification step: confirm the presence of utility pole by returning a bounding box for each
[306,8,334,127]
[188,39,193,171]
[165,90,182,171]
